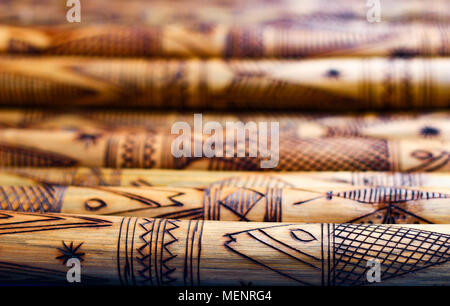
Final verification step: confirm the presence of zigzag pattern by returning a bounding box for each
[120,134,156,168]
[160,220,179,284]
[137,218,154,285]
[136,218,180,286]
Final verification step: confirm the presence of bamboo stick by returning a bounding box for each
[1,168,450,188]
[1,0,448,26]
[1,22,447,58]
[0,128,449,171]
[0,57,448,109]
[1,109,449,141]
[0,211,448,285]
[0,184,449,224]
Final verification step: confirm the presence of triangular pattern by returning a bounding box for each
[160,220,179,284]
[224,224,323,285]
[136,218,154,285]
[218,188,265,221]
[349,204,433,224]
[136,218,180,286]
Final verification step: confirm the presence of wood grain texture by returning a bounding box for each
[2,168,450,188]
[1,109,449,141]
[0,57,448,109]
[0,184,449,224]
[0,211,448,285]
[0,128,449,171]
[0,22,447,58]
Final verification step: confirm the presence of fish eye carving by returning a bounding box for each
[85,198,107,211]
[411,150,434,160]
[290,229,317,242]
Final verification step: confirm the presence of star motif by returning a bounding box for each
[56,241,85,264]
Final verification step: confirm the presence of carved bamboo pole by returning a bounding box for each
[0,211,448,285]
[0,128,449,171]
[0,184,448,224]
[0,57,448,109]
[1,168,450,188]
[0,23,447,58]
[0,109,449,141]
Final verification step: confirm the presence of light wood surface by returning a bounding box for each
[0,211,448,285]
[0,184,448,224]
[0,23,447,58]
[1,168,450,188]
[1,109,449,141]
[0,57,447,109]
[0,128,449,171]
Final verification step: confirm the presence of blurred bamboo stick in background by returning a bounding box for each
[0,128,449,171]
[0,23,447,58]
[0,211,448,285]
[1,0,449,26]
[2,168,450,188]
[0,184,448,223]
[0,109,449,141]
[0,57,447,109]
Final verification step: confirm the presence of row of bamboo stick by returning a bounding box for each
[1,166,450,224]
[0,166,449,285]
[0,0,448,286]
[1,113,448,285]
[2,169,449,286]
[0,92,447,285]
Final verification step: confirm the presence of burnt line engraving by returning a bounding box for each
[0,185,66,213]
[117,216,138,286]
[331,224,450,286]
[184,219,204,286]
[136,218,180,286]
[224,223,321,286]
[203,187,282,222]
[56,241,85,265]
[293,186,449,224]
[0,213,112,236]
[407,149,450,172]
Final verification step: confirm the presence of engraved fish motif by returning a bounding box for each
[333,187,450,204]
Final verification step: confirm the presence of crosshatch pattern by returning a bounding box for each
[332,224,450,285]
